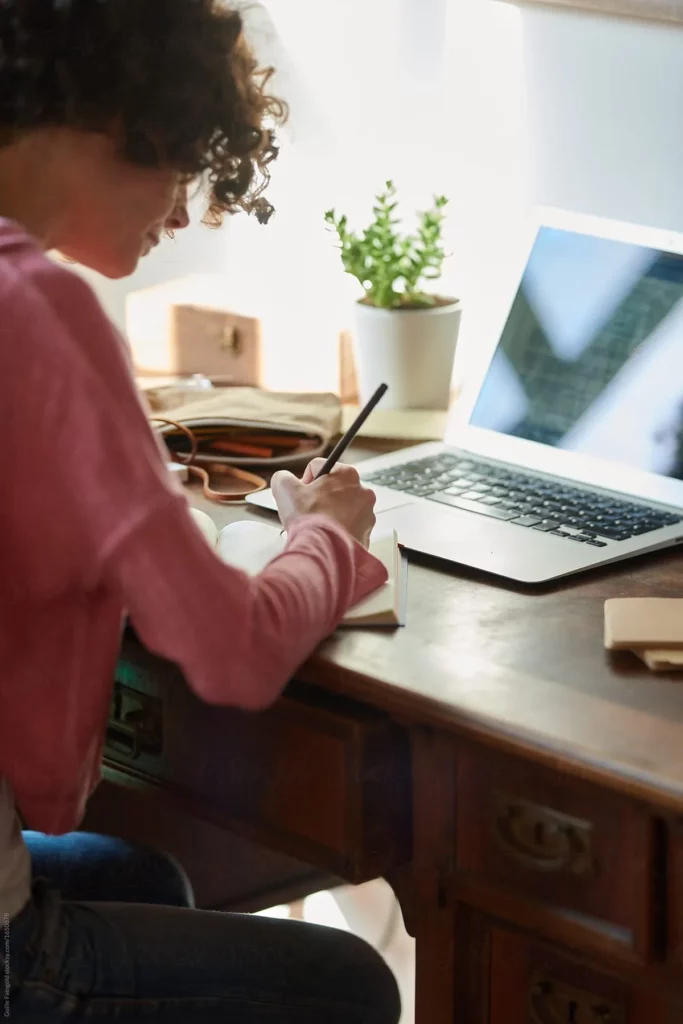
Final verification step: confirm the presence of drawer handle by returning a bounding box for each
[106,721,144,760]
[220,325,242,354]
[106,682,163,761]
[494,794,594,876]
[530,973,624,1024]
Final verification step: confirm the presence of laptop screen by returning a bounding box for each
[469,225,683,480]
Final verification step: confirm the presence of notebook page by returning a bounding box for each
[217,520,285,575]
[340,530,398,623]
[189,507,219,548]
[216,520,397,621]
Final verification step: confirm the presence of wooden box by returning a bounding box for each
[131,302,262,384]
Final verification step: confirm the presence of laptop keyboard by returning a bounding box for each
[364,452,682,547]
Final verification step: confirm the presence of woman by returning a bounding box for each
[0,1,400,1021]
[19,187,195,913]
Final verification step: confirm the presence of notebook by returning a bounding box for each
[637,649,683,672]
[604,597,683,672]
[604,598,683,650]
[191,509,406,626]
[340,404,448,442]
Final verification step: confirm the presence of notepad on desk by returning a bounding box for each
[604,598,683,672]
[340,404,448,443]
[191,509,406,626]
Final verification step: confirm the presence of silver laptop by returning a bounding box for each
[248,208,683,583]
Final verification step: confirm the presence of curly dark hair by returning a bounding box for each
[0,0,286,224]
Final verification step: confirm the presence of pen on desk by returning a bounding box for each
[314,383,389,479]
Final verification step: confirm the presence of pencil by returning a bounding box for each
[314,384,389,479]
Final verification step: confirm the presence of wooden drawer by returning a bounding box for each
[84,780,341,913]
[667,818,683,970]
[489,928,676,1024]
[455,744,654,955]
[105,634,411,882]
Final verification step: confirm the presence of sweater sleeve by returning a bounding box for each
[5,251,387,710]
[108,497,388,710]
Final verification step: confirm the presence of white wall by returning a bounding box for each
[522,5,683,230]
[449,0,683,385]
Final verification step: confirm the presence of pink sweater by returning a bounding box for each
[0,220,387,835]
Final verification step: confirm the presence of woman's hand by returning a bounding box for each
[271,459,377,548]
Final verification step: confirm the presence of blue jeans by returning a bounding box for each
[3,832,400,1021]
[23,831,195,907]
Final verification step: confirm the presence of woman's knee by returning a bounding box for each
[79,835,195,908]
[94,840,195,908]
[24,831,195,908]
[334,930,401,1023]
[137,847,195,908]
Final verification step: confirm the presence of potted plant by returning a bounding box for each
[325,181,460,410]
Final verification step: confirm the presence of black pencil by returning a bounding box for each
[314,384,389,479]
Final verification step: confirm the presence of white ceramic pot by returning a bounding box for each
[353,299,461,410]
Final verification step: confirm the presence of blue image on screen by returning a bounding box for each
[469,226,683,480]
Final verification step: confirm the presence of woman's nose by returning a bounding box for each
[166,203,190,232]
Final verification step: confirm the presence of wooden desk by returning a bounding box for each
[90,473,683,1023]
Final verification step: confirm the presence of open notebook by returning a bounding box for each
[191,508,406,626]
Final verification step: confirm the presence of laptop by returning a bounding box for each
[248,208,683,584]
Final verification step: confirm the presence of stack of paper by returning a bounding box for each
[604,598,683,671]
